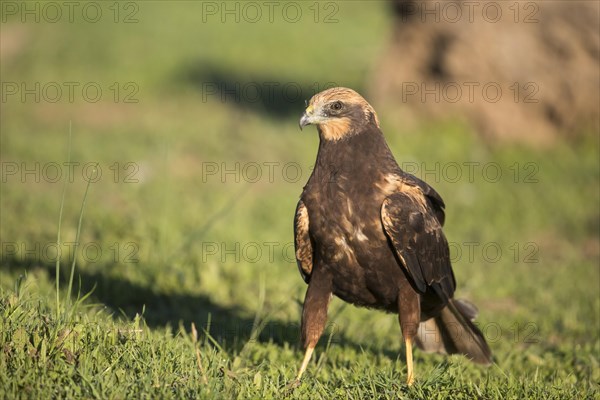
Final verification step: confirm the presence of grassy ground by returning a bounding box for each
[1,2,599,399]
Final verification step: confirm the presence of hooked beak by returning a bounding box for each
[299,103,317,130]
[299,111,311,130]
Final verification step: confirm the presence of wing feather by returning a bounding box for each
[403,174,446,226]
[381,190,455,299]
[294,200,313,283]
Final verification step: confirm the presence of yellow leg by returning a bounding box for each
[296,346,315,381]
[405,338,414,386]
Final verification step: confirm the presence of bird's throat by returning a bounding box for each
[317,118,353,141]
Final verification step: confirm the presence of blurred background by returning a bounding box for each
[1,0,598,395]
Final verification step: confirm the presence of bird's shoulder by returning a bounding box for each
[376,171,446,226]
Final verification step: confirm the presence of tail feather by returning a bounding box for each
[415,299,492,365]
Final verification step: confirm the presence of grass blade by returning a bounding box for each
[66,161,98,310]
[55,121,72,315]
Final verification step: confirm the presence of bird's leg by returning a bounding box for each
[405,336,415,386]
[398,289,420,386]
[296,346,315,381]
[296,271,332,382]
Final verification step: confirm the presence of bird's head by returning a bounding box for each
[299,87,380,141]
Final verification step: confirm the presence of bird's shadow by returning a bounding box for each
[3,256,290,350]
[2,256,401,362]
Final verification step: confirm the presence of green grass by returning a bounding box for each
[1,2,599,399]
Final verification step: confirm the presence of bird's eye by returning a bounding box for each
[330,101,343,111]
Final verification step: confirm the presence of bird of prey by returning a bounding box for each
[293,87,492,385]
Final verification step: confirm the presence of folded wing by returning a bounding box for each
[381,190,455,300]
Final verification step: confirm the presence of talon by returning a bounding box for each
[406,371,415,386]
[285,379,301,391]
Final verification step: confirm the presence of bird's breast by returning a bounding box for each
[302,184,404,309]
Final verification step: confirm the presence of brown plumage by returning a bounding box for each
[293,87,492,385]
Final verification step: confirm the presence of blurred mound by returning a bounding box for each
[370,0,600,144]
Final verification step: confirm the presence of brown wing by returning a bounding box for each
[294,200,313,283]
[403,173,446,226]
[381,190,455,300]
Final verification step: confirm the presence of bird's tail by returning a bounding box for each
[415,299,493,365]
